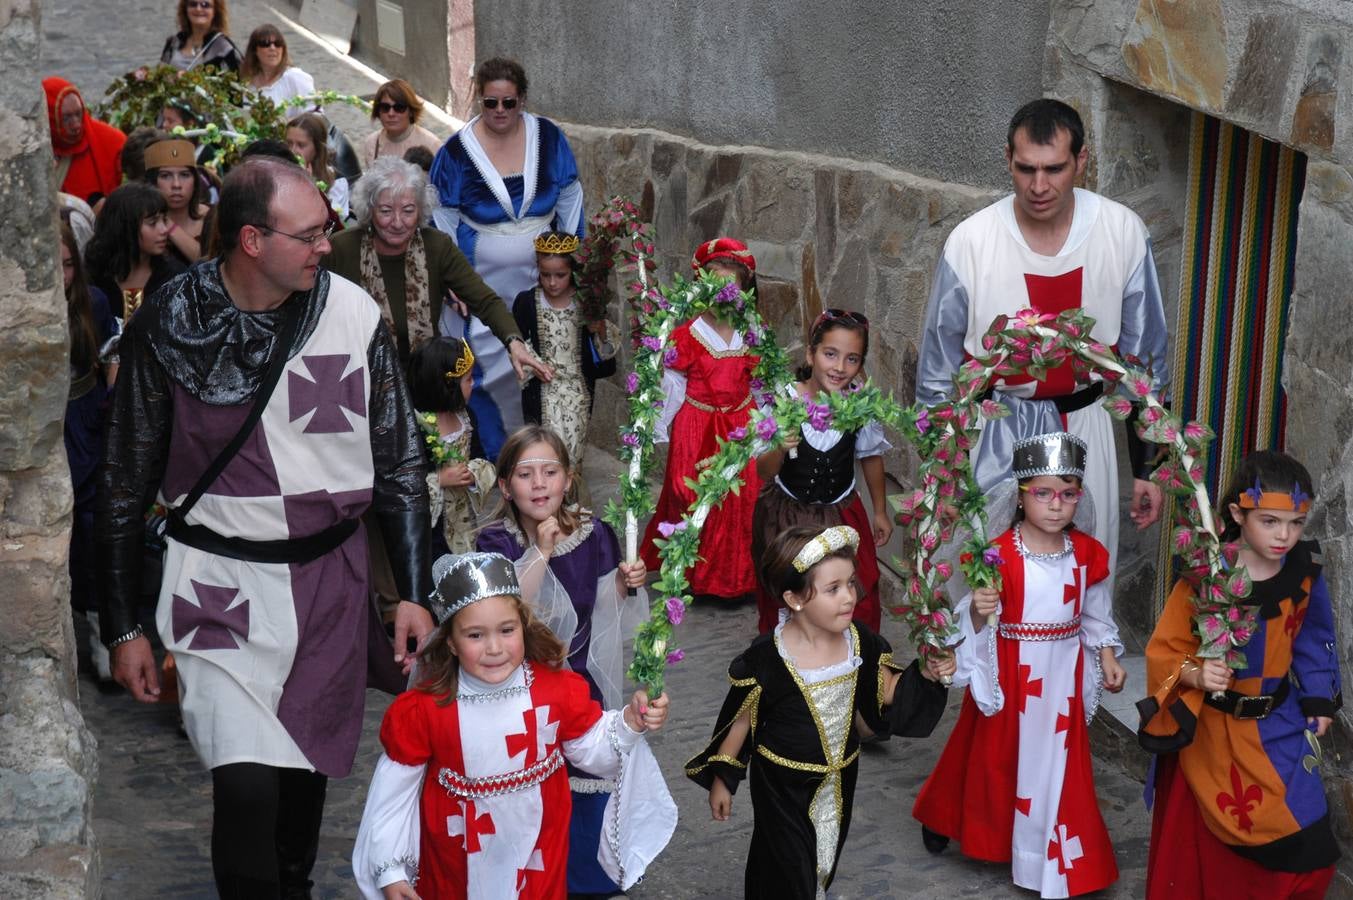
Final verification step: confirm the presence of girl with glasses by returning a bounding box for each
[359,78,443,171]
[160,0,241,72]
[751,307,892,633]
[914,430,1126,898]
[242,24,315,121]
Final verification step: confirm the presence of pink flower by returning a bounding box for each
[625,372,639,394]
[755,417,778,441]
[665,597,685,625]
[934,562,953,580]
[1225,606,1241,622]
[806,400,832,431]
[666,649,685,664]
[622,432,640,448]
[1183,421,1211,441]
[915,408,930,434]
[728,425,749,442]
[656,521,687,539]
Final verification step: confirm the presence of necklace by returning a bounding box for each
[1013,522,1073,560]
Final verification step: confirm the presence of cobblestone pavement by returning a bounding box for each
[45,1,1149,895]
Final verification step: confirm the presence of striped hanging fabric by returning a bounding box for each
[1155,112,1306,611]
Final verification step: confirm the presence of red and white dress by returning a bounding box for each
[641,316,760,598]
[352,663,675,899]
[913,526,1122,898]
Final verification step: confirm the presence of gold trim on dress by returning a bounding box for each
[685,394,753,414]
[689,323,753,359]
[756,744,860,774]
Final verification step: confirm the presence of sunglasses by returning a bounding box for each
[256,38,284,48]
[376,102,409,115]
[481,97,519,110]
[813,307,870,331]
[186,1,213,8]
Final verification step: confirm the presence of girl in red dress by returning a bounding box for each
[351,552,674,900]
[641,237,761,602]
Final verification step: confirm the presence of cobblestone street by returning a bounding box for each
[44,2,1149,896]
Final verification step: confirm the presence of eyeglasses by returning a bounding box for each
[252,221,337,246]
[376,102,409,115]
[481,97,519,110]
[186,1,213,9]
[1020,485,1084,504]
[256,38,284,48]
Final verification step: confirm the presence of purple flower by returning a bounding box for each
[915,407,930,434]
[641,335,662,352]
[656,520,687,538]
[744,328,761,347]
[749,378,764,392]
[716,282,741,305]
[755,417,778,441]
[666,649,686,664]
[982,546,1004,567]
[665,597,685,625]
[728,425,749,442]
[622,432,640,447]
[657,298,671,310]
[806,400,832,431]
[663,347,678,366]
[625,372,639,394]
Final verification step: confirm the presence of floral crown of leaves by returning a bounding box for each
[444,345,475,381]
[534,232,580,255]
[1239,476,1312,512]
[792,525,860,573]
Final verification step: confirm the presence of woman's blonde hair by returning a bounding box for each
[415,593,566,704]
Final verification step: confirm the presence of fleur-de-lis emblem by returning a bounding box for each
[1215,763,1263,832]
[1302,728,1323,774]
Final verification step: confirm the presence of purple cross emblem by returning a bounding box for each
[288,354,366,434]
[172,579,251,650]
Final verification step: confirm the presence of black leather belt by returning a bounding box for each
[166,516,359,565]
[1204,677,1290,720]
[981,382,1104,414]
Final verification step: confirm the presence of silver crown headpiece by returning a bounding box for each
[1011,431,1087,481]
[430,552,521,621]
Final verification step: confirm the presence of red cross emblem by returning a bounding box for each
[505,705,559,766]
[1055,696,1074,748]
[447,799,495,854]
[1019,663,1044,714]
[1047,823,1084,873]
[516,848,546,892]
[1015,796,1032,816]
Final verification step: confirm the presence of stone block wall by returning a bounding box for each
[0,2,99,896]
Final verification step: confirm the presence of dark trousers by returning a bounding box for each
[212,763,328,899]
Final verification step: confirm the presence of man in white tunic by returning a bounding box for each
[916,98,1170,585]
[98,157,436,898]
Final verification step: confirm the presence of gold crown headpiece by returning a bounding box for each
[445,345,476,381]
[534,232,580,255]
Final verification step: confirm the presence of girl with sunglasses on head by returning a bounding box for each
[242,24,315,121]
[1139,450,1341,899]
[751,307,891,633]
[640,238,762,606]
[913,431,1125,898]
[359,78,443,171]
[160,0,241,72]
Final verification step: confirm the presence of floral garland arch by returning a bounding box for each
[612,295,1250,697]
[574,196,659,326]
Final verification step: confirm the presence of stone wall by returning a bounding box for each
[476,0,1050,189]
[0,2,99,896]
[1046,0,1353,890]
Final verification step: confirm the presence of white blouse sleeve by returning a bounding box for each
[564,711,678,890]
[951,591,1004,716]
[351,754,425,898]
[1079,579,1122,719]
[854,419,894,458]
[655,369,686,444]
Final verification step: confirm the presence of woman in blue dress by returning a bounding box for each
[430,57,581,460]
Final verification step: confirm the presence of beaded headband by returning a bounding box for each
[1238,477,1311,513]
[1012,431,1087,480]
[430,552,521,621]
[534,232,580,254]
[792,525,860,573]
[444,345,475,381]
[144,139,197,170]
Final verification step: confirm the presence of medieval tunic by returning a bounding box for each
[430,112,584,459]
[687,624,947,898]
[1139,541,1342,897]
[351,664,675,899]
[97,263,429,777]
[913,527,1121,898]
[642,317,761,598]
[916,188,1169,591]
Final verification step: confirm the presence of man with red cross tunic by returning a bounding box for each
[916,98,1169,588]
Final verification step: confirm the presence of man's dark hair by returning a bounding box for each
[240,138,300,164]
[1007,98,1084,157]
[216,157,306,257]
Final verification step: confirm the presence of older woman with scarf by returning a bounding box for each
[43,77,127,206]
[322,155,551,374]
